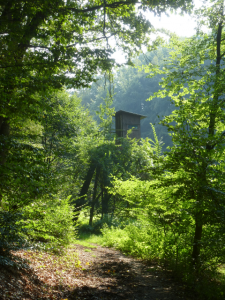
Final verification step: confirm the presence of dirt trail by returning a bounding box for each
[0,243,194,300]
[66,244,193,300]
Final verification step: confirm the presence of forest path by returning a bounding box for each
[66,243,193,300]
[0,243,194,300]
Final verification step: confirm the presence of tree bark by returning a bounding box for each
[89,166,100,226]
[72,162,96,222]
[191,209,203,266]
[0,117,10,165]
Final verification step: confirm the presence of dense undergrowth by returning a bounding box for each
[0,196,77,268]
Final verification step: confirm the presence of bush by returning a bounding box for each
[23,196,76,250]
[100,220,165,259]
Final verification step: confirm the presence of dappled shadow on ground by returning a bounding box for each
[0,245,193,300]
[65,245,191,300]
[0,260,59,300]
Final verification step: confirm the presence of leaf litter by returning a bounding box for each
[0,244,194,300]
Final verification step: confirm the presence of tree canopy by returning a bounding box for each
[0,0,193,156]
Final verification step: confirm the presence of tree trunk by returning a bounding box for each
[89,166,100,226]
[0,117,10,165]
[191,21,223,268]
[102,188,111,218]
[0,117,10,206]
[192,210,203,266]
[72,162,96,222]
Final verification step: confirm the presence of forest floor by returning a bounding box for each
[0,243,195,300]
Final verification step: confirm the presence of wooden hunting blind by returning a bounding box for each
[115,110,146,139]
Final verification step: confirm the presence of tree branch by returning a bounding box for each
[66,0,137,13]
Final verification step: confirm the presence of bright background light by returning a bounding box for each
[112,0,205,63]
[149,13,197,37]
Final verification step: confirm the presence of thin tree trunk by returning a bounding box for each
[72,162,96,222]
[191,21,223,267]
[192,210,203,265]
[0,117,10,206]
[102,188,111,218]
[89,167,100,226]
[0,117,10,165]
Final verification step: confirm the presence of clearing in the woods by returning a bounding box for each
[0,243,194,300]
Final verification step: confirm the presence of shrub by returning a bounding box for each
[23,196,76,250]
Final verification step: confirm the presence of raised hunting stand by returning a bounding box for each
[115,110,146,139]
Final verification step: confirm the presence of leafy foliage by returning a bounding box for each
[0,89,97,263]
[143,1,225,269]
[22,196,76,249]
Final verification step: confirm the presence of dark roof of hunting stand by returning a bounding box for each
[115,110,147,120]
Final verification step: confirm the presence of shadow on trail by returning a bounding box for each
[66,245,187,300]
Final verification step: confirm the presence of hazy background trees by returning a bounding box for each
[78,48,175,150]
